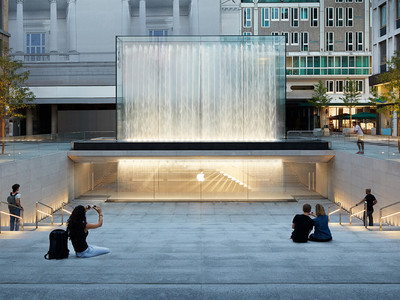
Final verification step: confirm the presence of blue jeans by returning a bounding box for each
[9,208,21,231]
[76,245,110,258]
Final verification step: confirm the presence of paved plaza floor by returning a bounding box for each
[1,200,400,299]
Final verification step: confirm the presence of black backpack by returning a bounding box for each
[44,229,70,260]
[7,193,18,210]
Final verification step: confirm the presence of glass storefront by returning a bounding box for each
[78,159,321,201]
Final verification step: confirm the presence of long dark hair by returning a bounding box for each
[67,205,87,239]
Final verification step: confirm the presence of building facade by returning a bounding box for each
[7,0,224,136]
[241,0,374,132]
[370,0,400,136]
[0,0,9,50]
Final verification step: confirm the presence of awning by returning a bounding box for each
[343,112,376,119]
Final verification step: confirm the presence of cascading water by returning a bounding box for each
[116,36,285,142]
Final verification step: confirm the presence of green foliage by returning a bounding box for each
[308,80,332,128]
[0,46,35,154]
[374,51,400,116]
[0,47,35,119]
[308,80,332,109]
[340,78,361,107]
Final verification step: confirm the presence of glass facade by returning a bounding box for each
[116,36,286,142]
[78,159,320,201]
[286,55,371,75]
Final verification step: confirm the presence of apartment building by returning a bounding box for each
[241,0,374,132]
[0,0,9,50]
[370,0,400,136]
[7,0,224,136]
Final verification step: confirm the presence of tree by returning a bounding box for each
[308,80,332,128]
[371,51,400,151]
[340,78,361,127]
[0,47,35,154]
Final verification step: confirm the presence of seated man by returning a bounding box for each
[291,203,314,243]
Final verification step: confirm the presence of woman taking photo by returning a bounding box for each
[67,205,110,258]
[309,204,332,242]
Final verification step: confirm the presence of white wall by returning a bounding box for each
[198,0,220,35]
[329,151,400,226]
[0,152,74,227]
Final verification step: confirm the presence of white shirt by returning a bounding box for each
[353,125,364,136]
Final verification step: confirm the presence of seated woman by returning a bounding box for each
[309,204,332,242]
[67,205,110,258]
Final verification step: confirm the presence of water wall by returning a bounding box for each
[116,36,286,141]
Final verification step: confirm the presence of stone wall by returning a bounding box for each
[328,151,400,226]
[0,152,74,227]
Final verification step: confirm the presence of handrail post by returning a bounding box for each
[35,202,38,229]
[51,208,54,226]
[21,208,24,231]
[0,207,2,234]
[380,208,383,231]
[328,207,331,222]
[364,201,368,228]
[61,202,64,225]
[350,207,352,225]
[339,202,342,225]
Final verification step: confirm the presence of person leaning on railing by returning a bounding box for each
[66,205,110,258]
[356,188,377,226]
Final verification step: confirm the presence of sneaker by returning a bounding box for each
[360,151,364,154]
[356,151,361,154]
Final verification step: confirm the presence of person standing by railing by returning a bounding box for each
[7,184,22,231]
[356,188,377,226]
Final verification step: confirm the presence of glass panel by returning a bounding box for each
[349,69,355,74]
[356,69,362,75]
[328,69,334,75]
[307,69,313,75]
[356,56,362,67]
[335,69,341,75]
[335,57,340,67]
[328,57,334,67]
[307,57,313,67]
[349,56,355,67]
[31,34,41,46]
[342,56,348,67]
[342,69,348,75]
[116,36,286,141]
[321,69,327,75]
[300,68,306,75]
[363,69,370,75]
[293,56,299,67]
[314,69,320,75]
[314,56,320,67]
[300,57,306,67]
[362,56,369,67]
[321,56,327,67]
[286,57,292,68]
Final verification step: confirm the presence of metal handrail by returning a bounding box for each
[35,202,54,228]
[0,201,24,233]
[350,202,368,228]
[379,201,400,231]
[61,202,73,225]
[328,202,342,224]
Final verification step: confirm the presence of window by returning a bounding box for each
[346,32,354,51]
[356,80,363,93]
[243,32,252,36]
[301,32,309,51]
[291,8,299,27]
[380,41,387,72]
[398,0,400,20]
[261,8,270,27]
[300,8,308,20]
[282,32,289,45]
[326,8,334,27]
[336,80,344,93]
[336,8,343,27]
[291,32,299,45]
[243,8,252,28]
[149,30,168,36]
[281,8,289,21]
[271,8,279,21]
[356,32,363,51]
[326,32,334,51]
[355,0,363,2]
[396,34,400,52]
[271,32,279,36]
[310,8,318,27]
[346,8,353,27]
[326,80,334,93]
[26,33,46,61]
[345,0,353,2]
[336,0,343,2]
[380,4,387,28]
